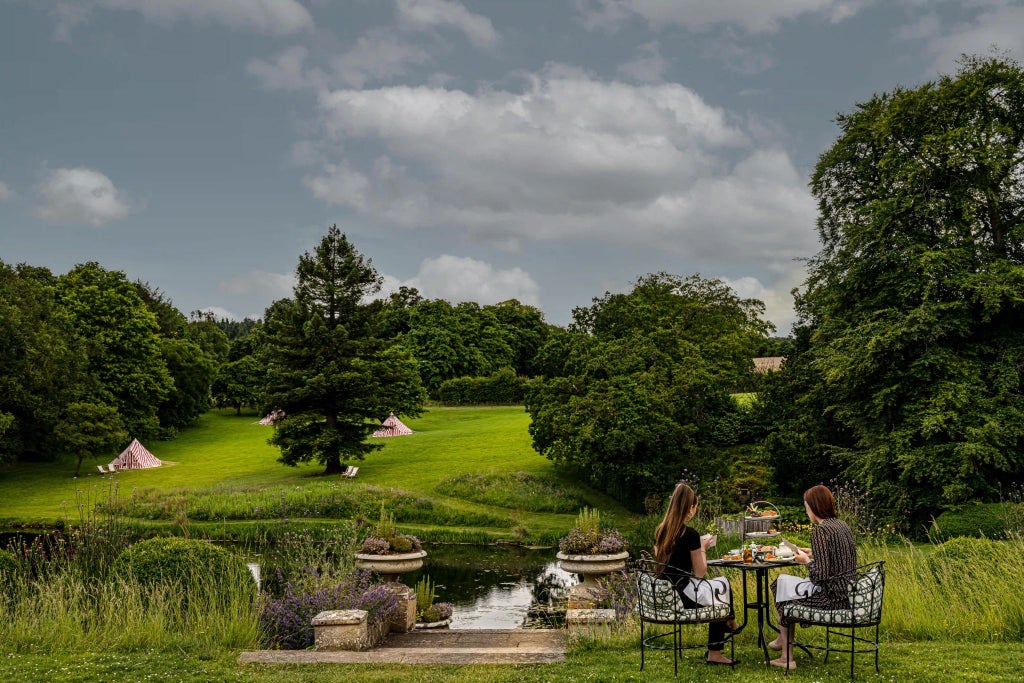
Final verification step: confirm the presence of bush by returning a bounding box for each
[933,503,1014,540]
[558,508,627,555]
[926,537,1002,582]
[436,367,528,404]
[113,537,249,589]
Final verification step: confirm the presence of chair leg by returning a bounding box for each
[824,627,831,664]
[673,624,679,677]
[850,627,855,680]
[639,621,645,672]
[875,623,880,673]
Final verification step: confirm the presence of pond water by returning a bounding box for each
[404,545,577,629]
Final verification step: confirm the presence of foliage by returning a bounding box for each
[932,503,1018,540]
[414,574,436,612]
[436,366,529,404]
[767,56,1024,527]
[0,262,84,464]
[437,471,587,513]
[54,402,127,477]
[584,569,637,620]
[261,226,426,474]
[359,502,423,554]
[155,336,217,433]
[558,508,627,555]
[211,355,263,415]
[258,572,400,650]
[112,537,249,591]
[57,262,173,439]
[527,273,771,505]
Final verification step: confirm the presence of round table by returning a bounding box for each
[707,557,812,664]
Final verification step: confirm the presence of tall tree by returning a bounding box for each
[526,273,771,503]
[777,55,1024,523]
[56,263,172,439]
[262,226,426,474]
[55,402,127,477]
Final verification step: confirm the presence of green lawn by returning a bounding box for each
[0,406,628,539]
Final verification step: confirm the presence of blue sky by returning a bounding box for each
[3,0,1023,332]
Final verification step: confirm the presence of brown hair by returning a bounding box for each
[653,482,698,565]
[804,484,838,520]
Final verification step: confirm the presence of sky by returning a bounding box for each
[2,0,1023,333]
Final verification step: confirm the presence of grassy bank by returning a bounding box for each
[0,407,630,542]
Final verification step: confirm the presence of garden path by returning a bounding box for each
[239,629,567,665]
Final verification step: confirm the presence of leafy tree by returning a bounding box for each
[156,337,216,431]
[212,355,263,415]
[56,263,172,439]
[55,402,127,477]
[0,262,84,464]
[486,299,550,376]
[774,55,1024,524]
[379,286,423,339]
[261,226,426,474]
[527,273,771,504]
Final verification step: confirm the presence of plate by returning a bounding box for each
[744,514,781,521]
[744,531,779,538]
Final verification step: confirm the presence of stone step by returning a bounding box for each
[239,628,567,665]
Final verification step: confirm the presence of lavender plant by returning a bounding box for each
[558,508,627,555]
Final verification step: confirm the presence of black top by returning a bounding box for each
[663,525,701,589]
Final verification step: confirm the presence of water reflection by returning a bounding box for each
[404,545,576,629]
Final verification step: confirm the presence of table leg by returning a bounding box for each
[755,568,770,664]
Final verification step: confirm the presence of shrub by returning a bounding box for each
[259,571,401,649]
[926,537,1002,582]
[436,367,528,404]
[358,503,423,555]
[558,508,627,555]
[933,503,1014,539]
[113,537,249,590]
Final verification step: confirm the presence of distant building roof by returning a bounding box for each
[753,356,785,373]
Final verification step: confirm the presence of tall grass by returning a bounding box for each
[437,472,587,513]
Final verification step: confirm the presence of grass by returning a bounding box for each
[0,407,629,543]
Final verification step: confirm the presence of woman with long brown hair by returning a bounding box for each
[768,484,857,670]
[654,481,739,666]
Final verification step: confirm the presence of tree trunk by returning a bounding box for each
[235,404,241,416]
[323,454,344,475]
[74,454,83,478]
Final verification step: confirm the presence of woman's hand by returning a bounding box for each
[793,549,811,564]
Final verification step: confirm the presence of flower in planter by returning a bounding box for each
[558,508,627,555]
[359,503,423,555]
[415,575,453,624]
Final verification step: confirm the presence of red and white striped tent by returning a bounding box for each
[371,412,413,438]
[110,439,162,470]
[258,409,285,425]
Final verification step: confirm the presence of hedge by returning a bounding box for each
[112,537,249,590]
[436,367,528,404]
[932,503,1018,540]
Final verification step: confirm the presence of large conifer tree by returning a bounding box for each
[262,226,425,474]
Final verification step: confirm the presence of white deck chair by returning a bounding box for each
[108,463,117,472]
[340,465,353,477]
[97,465,108,474]
[345,466,359,478]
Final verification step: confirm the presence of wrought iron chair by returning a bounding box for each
[635,553,736,676]
[780,560,886,679]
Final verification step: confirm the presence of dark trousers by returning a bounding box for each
[679,592,728,651]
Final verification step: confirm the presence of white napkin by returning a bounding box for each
[682,576,732,607]
[775,573,820,602]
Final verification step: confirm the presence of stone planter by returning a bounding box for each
[354,550,427,581]
[557,550,630,609]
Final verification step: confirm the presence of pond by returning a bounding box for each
[405,544,576,629]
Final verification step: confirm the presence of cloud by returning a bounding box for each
[0,181,14,201]
[395,0,500,49]
[219,270,295,300]
[617,41,669,82]
[916,3,1024,73]
[576,0,868,34]
[305,67,817,272]
[381,255,541,306]
[36,167,132,226]
[52,0,313,39]
[723,272,804,333]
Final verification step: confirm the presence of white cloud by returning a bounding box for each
[918,3,1024,73]
[723,272,804,333]
[219,270,295,300]
[576,0,868,34]
[36,167,132,226]
[395,0,500,49]
[53,0,313,39]
[247,46,318,91]
[617,41,669,82]
[0,181,14,201]
[305,67,817,272]
[381,255,541,306]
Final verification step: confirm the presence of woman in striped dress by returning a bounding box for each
[769,484,857,670]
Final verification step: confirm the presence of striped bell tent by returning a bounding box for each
[110,438,162,470]
[371,412,413,438]
[258,409,285,425]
